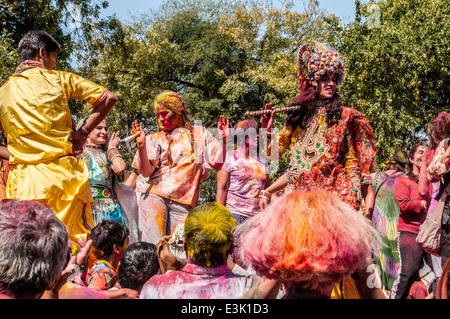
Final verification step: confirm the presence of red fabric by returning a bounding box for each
[394,176,431,234]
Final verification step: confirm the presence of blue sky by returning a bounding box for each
[99,0,366,24]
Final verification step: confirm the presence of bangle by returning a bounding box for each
[107,148,120,160]
[107,146,117,153]
[110,154,122,161]
[258,194,271,201]
[260,190,271,197]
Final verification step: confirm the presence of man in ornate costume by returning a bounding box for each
[258,42,378,299]
[0,30,116,244]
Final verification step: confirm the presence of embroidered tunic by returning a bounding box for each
[271,107,377,210]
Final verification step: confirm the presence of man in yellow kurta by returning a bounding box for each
[0,30,117,244]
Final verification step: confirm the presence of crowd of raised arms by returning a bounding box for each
[0,30,449,301]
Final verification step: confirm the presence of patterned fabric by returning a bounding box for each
[87,260,117,291]
[0,65,109,243]
[371,170,405,291]
[14,60,44,73]
[427,138,450,182]
[80,148,125,225]
[221,150,268,218]
[140,263,254,299]
[271,106,377,210]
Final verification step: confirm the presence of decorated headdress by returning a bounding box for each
[297,41,346,90]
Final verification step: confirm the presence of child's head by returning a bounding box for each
[90,220,129,261]
[117,242,159,292]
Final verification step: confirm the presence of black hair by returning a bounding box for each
[407,142,428,181]
[17,30,61,62]
[117,242,159,292]
[90,219,129,260]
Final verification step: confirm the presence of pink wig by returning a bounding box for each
[234,190,378,293]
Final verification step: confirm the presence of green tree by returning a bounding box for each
[328,0,450,164]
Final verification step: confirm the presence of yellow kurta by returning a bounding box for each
[0,66,109,244]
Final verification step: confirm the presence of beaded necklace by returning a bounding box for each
[85,144,102,150]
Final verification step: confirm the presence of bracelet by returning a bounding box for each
[107,148,120,160]
[258,194,271,201]
[110,154,122,161]
[79,126,89,138]
[107,146,118,153]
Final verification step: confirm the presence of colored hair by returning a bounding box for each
[117,242,159,292]
[0,200,69,298]
[184,202,236,267]
[17,30,61,62]
[153,91,191,130]
[234,190,378,295]
[383,148,408,172]
[427,112,450,150]
[90,219,129,260]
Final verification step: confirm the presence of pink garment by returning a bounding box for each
[140,263,254,299]
[221,150,268,218]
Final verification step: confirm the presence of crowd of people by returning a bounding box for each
[0,30,449,300]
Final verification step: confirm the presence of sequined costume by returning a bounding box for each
[272,106,376,210]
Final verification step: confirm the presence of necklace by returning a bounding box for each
[85,144,102,149]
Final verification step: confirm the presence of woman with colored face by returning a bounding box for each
[216,119,270,225]
[78,118,127,226]
[125,91,229,245]
[390,142,433,299]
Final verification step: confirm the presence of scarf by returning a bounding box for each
[15,60,44,74]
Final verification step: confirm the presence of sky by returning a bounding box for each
[99,0,366,24]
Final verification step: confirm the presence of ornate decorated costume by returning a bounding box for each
[275,105,376,210]
[0,60,109,243]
